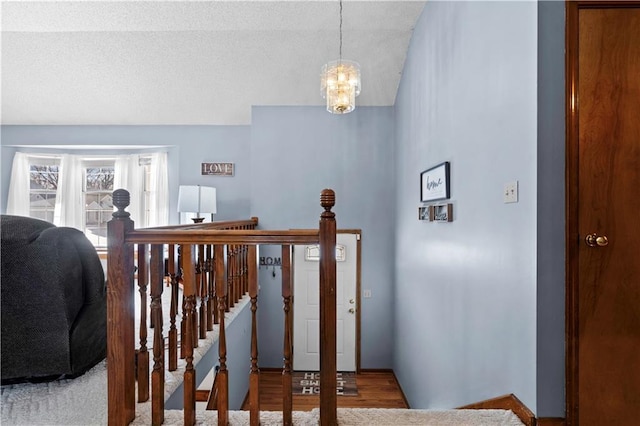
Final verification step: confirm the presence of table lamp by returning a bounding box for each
[177,185,217,223]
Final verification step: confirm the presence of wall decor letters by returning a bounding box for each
[201,162,235,176]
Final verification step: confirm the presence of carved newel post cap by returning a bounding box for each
[320,189,335,211]
[112,189,131,218]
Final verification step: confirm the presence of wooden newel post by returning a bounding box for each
[107,189,136,426]
[318,189,337,426]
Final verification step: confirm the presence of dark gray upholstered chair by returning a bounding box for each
[1,215,107,384]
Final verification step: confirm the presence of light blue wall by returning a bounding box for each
[0,125,251,221]
[393,0,537,412]
[250,106,395,368]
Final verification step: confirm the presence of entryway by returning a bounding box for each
[566,3,640,424]
[293,232,360,372]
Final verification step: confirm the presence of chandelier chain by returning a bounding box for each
[339,0,343,62]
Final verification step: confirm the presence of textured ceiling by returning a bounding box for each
[1,1,426,125]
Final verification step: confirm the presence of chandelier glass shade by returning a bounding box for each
[321,60,361,114]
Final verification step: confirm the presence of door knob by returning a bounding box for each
[585,233,609,247]
[348,308,355,314]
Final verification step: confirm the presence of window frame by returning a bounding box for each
[82,158,116,248]
[23,153,155,248]
[28,157,61,223]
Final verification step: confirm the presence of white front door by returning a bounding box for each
[293,233,358,372]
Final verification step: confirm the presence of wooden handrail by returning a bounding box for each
[107,188,337,426]
[139,217,258,231]
[205,366,221,411]
[125,229,319,245]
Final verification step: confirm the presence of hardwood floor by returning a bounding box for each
[241,370,409,411]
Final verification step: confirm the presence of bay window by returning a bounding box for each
[7,152,168,248]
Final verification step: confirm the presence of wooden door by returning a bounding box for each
[567,3,640,425]
[293,233,359,372]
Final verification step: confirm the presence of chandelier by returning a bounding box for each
[321,0,361,114]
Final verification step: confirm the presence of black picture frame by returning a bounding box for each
[420,161,450,202]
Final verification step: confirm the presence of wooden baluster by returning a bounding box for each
[235,239,241,303]
[137,244,150,402]
[215,244,229,426]
[235,241,241,303]
[191,295,199,349]
[243,229,249,295]
[168,244,179,371]
[179,246,186,360]
[238,229,244,300]
[198,244,207,340]
[212,246,219,325]
[281,244,293,426]
[206,244,214,331]
[319,189,337,426]
[189,246,199,349]
[182,244,197,426]
[248,245,260,426]
[232,243,240,305]
[232,241,237,305]
[107,189,135,426]
[227,243,235,311]
[231,231,237,304]
[150,244,165,426]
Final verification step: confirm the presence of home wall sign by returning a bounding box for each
[259,256,282,267]
[201,162,235,176]
[420,161,450,202]
[260,256,281,278]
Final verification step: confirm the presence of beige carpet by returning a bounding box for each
[131,407,524,425]
[334,408,524,425]
[2,361,524,426]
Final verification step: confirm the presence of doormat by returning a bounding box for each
[291,371,357,396]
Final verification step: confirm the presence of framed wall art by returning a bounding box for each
[418,206,431,221]
[420,161,450,202]
[433,203,453,222]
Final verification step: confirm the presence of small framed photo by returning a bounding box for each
[418,206,431,221]
[433,203,453,222]
[420,161,450,202]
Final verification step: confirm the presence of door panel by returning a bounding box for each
[573,5,640,424]
[306,320,319,353]
[293,233,358,372]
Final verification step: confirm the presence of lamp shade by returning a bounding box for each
[177,185,217,215]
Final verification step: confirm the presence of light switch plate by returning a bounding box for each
[504,181,518,203]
